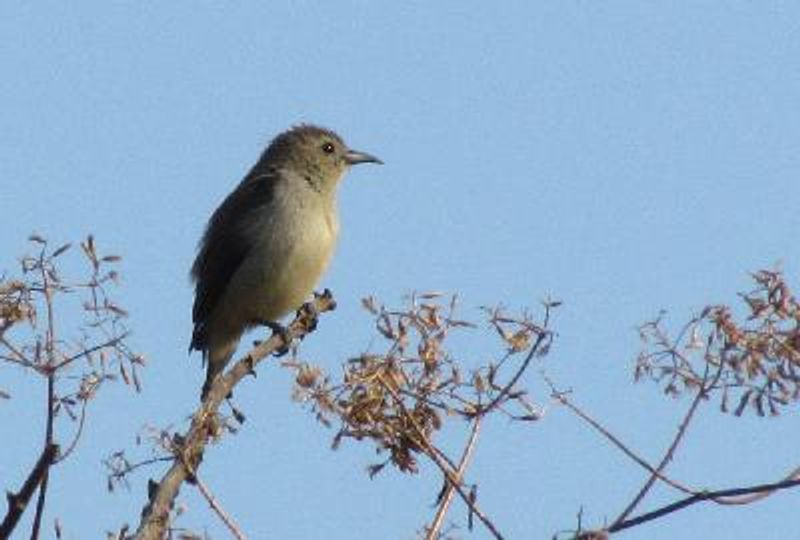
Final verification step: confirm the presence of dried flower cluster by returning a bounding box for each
[1,235,142,402]
[288,293,555,476]
[1,235,142,540]
[635,269,800,416]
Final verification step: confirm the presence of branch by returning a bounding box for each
[194,475,247,540]
[132,292,335,540]
[545,378,697,497]
[30,248,57,540]
[425,417,482,540]
[609,476,800,534]
[29,371,56,540]
[0,443,59,539]
[51,332,131,371]
[378,377,505,540]
[611,362,722,528]
[712,465,800,505]
[479,303,553,416]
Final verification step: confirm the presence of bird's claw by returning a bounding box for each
[266,321,292,356]
[251,318,292,356]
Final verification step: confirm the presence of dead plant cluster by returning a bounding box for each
[636,269,800,416]
[288,293,555,477]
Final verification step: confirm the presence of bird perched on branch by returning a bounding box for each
[190,124,382,398]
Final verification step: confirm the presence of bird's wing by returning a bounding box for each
[189,170,278,351]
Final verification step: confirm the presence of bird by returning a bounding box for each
[189,124,382,398]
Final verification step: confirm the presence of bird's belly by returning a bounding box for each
[243,217,336,323]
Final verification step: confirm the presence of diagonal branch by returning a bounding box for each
[378,376,505,540]
[609,476,800,534]
[0,443,59,539]
[611,362,723,528]
[425,416,482,540]
[193,475,247,540]
[132,292,335,540]
[545,377,698,497]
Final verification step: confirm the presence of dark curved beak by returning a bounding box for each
[345,149,383,165]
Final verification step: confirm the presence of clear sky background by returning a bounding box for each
[1,3,799,539]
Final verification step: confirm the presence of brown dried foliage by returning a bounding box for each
[0,235,142,539]
[1,235,142,402]
[288,293,555,476]
[635,269,800,417]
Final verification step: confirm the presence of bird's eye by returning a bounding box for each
[322,142,335,154]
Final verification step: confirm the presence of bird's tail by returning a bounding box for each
[200,334,240,400]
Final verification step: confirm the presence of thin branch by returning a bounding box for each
[51,333,130,371]
[0,337,35,369]
[426,417,482,540]
[29,374,55,540]
[712,465,800,506]
[194,475,247,540]
[0,444,59,539]
[108,456,174,487]
[132,292,335,540]
[30,251,57,540]
[611,363,723,528]
[379,376,505,540]
[545,377,697,497]
[55,398,88,463]
[479,329,549,415]
[609,476,800,534]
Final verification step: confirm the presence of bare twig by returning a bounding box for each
[545,377,697,497]
[612,363,723,528]
[132,292,335,540]
[479,302,554,416]
[378,376,504,540]
[426,417,482,540]
[51,333,130,371]
[29,248,57,540]
[609,476,800,534]
[194,475,247,540]
[479,330,548,415]
[106,456,174,490]
[29,373,55,540]
[56,398,88,463]
[0,337,35,369]
[0,443,59,539]
[711,465,800,505]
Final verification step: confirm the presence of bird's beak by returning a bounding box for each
[345,149,383,166]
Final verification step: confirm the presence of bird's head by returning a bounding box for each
[262,124,382,192]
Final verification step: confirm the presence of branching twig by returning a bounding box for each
[545,377,697,497]
[29,249,57,540]
[132,292,335,540]
[0,443,59,539]
[479,330,549,415]
[425,417,482,540]
[378,376,505,540]
[56,398,89,463]
[611,363,723,528]
[479,301,554,416]
[51,333,130,371]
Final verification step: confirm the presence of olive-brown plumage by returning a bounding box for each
[190,125,381,397]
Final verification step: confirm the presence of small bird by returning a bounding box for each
[190,124,382,398]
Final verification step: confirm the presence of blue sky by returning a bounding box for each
[1,3,799,539]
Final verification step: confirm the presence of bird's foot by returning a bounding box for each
[252,319,292,356]
[298,291,327,332]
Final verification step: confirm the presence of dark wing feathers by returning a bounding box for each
[189,170,278,351]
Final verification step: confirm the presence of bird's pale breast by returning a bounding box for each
[220,181,339,327]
